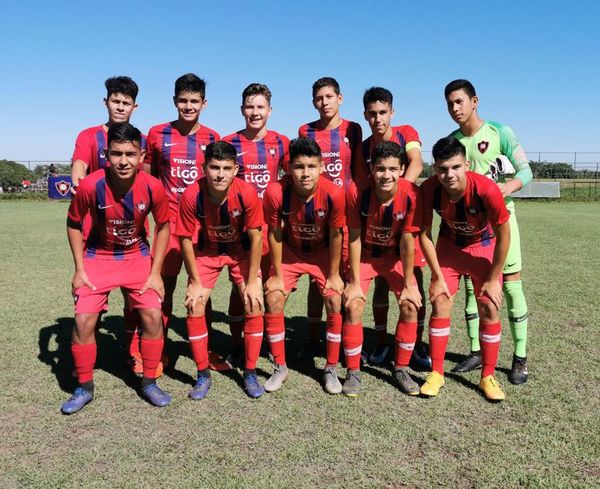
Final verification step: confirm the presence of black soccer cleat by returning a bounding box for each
[509,354,528,385]
[451,351,482,373]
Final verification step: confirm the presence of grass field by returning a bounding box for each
[1,201,599,488]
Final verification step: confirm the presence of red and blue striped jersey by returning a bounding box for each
[420,172,510,247]
[222,130,289,199]
[144,121,220,219]
[72,125,147,174]
[355,125,421,181]
[175,177,263,256]
[347,177,420,258]
[67,169,170,259]
[263,175,345,253]
[298,119,362,189]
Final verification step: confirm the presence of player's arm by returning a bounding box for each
[419,225,450,303]
[70,160,88,193]
[180,236,206,315]
[497,124,533,197]
[343,227,365,308]
[398,232,421,308]
[66,191,95,293]
[324,227,344,294]
[139,221,169,300]
[244,226,264,313]
[403,146,424,183]
[480,220,510,309]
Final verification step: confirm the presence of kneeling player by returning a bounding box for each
[176,141,265,399]
[419,136,510,401]
[342,142,422,397]
[263,137,345,393]
[62,123,171,414]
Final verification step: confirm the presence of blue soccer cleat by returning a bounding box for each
[189,370,212,400]
[141,383,171,407]
[61,387,93,414]
[243,371,265,399]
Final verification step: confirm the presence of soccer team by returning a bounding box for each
[61,74,532,414]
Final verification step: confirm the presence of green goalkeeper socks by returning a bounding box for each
[504,280,529,357]
[464,277,481,352]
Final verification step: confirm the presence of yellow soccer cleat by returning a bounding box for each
[420,371,445,397]
[479,375,506,402]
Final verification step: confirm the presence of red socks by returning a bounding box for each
[343,322,363,370]
[325,312,343,366]
[72,342,96,384]
[394,321,417,368]
[480,321,502,377]
[186,316,209,371]
[428,317,451,374]
[141,337,164,379]
[244,314,264,370]
[265,312,286,365]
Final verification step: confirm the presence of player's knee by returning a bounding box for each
[324,294,341,314]
[477,300,499,323]
[74,314,98,341]
[345,298,365,323]
[400,300,417,320]
[139,308,163,338]
[266,291,285,314]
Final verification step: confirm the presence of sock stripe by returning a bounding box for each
[326,332,341,342]
[398,342,415,350]
[430,327,450,337]
[344,346,362,356]
[189,333,208,341]
[247,332,263,338]
[228,315,244,322]
[508,313,528,323]
[465,312,479,321]
[480,332,501,343]
[268,332,285,342]
[374,324,386,331]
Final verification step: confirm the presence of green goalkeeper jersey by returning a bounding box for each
[450,121,531,210]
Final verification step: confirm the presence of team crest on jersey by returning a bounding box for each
[200,144,206,152]
[99,150,106,159]
[394,211,405,221]
[269,148,276,157]
[137,202,147,212]
[54,180,72,197]
[230,208,242,218]
[344,137,349,145]
[478,141,489,154]
[315,208,326,219]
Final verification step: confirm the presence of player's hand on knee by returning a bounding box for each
[243,278,264,313]
[72,270,96,296]
[343,282,366,309]
[479,280,503,310]
[399,284,422,309]
[139,272,165,301]
[184,280,206,315]
[265,275,285,296]
[429,278,451,303]
[324,273,344,295]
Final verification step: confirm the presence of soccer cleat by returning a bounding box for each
[509,354,528,385]
[61,387,93,414]
[342,369,362,397]
[322,365,342,395]
[189,369,212,400]
[393,367,420,396]
[243,371,265,399]
[264,364,289,393]
[296,341,321,361]
[141,383,171,407]
[479,375,506,401]
[420,371,445,397]
[411,342,432,370]
[368,344,390,365]
[130,353,144,377]
[451,351,482,373]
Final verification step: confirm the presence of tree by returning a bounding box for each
[0,160,34,190]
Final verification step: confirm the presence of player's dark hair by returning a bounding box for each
[174,73,206,98]
[444,79,477,99]
[363,87,393,108]
[107,122,142,147]
[312,77,340,98]
[105,76,139,101]
[432,136,466,164]
[289,137,322,162]
[205,141,237,163]
[371,141,403,166]
[242,83,272,104]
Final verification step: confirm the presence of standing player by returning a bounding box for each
[263,137,345,393]
[445,79,532,384]
[61,123,171,414]
[175,141,265,399]
[342,142,422,397]
[222,83,289,365]
[70,76,146,375]
[356,87,429,368]
[419,136,510,401]
[296,76,362,361]
[145,73,220,365]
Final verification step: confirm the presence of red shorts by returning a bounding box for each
[275,246,340,298]
[359,255,416,296]
[74,256,161,314]
[436,237,500,302]
[413,235,426,269]
[196,252,259,290]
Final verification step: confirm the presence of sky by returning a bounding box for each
[1,0,599,166]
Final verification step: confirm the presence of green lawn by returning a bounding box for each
[1,200,599,488]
